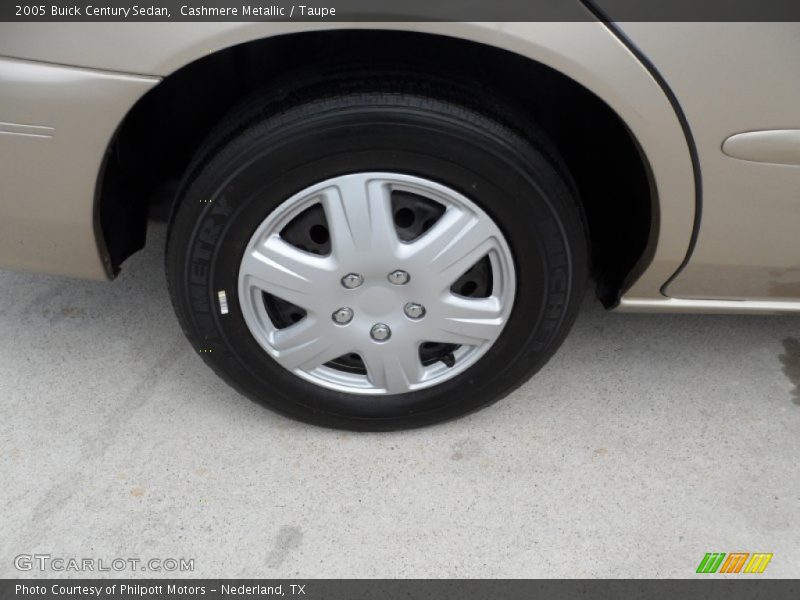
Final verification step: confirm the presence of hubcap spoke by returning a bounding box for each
[271,318,347,371]
[241,235,333,312]
[321,176,398,263]
[427,295,505,346]
[404,206,499,289]
[361,347,425,394]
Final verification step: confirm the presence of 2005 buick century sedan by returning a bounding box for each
[1,12,799,429]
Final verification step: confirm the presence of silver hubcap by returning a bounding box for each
[237,172,516,395]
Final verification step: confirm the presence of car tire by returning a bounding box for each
[165,83,588,430]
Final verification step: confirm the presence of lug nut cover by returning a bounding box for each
[341,273,364,289]
[332,307,354,324]
[388,270,410,285]
[404,302,426,319]
[370,323,391,341]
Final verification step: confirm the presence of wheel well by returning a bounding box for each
[99,29,654,306]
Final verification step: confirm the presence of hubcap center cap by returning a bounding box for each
[357,286,398,317]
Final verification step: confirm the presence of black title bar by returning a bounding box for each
[3,0,800,22]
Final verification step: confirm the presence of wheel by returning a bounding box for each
[166,84,587,430]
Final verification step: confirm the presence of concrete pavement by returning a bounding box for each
[1,224,799,578]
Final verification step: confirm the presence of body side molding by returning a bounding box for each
[723,130,800,166]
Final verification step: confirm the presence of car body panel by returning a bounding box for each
[617,23,800,303]
[0,57,157,279]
